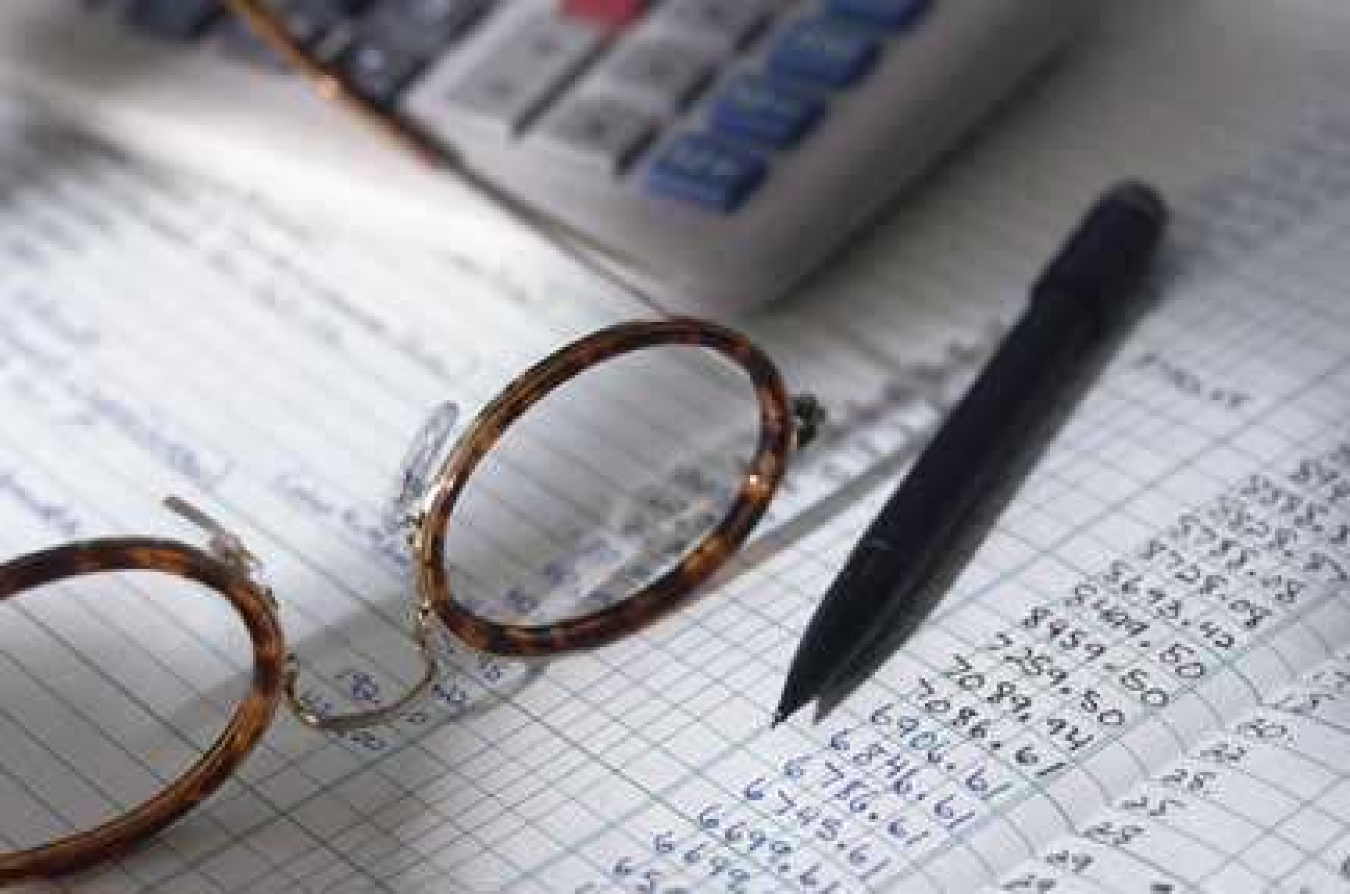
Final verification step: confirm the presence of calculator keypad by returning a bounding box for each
[404,0,939,215]
[122,0,941,215]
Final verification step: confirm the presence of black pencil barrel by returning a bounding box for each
[774,183,1168,725]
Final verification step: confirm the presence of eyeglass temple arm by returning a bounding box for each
[218,0,667,313]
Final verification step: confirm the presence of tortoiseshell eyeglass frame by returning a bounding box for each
[0,319,818,882]
[0,538,286,883]
[415,319,815,656]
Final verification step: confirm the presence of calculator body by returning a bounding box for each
[0,0,1090,316]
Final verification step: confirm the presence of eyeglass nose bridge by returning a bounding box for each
[282,599,441,733]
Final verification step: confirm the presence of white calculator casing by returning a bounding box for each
[0,0,1090,316]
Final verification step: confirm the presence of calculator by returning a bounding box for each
[0,0,1091,315]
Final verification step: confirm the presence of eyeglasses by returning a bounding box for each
[0,319,820,881]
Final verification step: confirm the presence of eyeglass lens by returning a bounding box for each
[0,570,254,855]
[439,343,762,628]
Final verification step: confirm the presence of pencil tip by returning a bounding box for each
[772,691,809,728]
[775,663,821,729]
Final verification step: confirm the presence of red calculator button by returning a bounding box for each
[562,0,647,32]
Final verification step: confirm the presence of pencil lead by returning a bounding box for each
[772,688,810,728]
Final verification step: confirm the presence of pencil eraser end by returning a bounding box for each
[1032,180,1170,317]
[1104,180,1169,229]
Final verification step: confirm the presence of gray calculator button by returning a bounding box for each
[606,43,712,111]
[537,96,657,171]
[440,15,602,134]
[655,0,773,51]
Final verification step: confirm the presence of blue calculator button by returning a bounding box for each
[710,77,826,148]
[768,18,880,88]
[825,0,931,31]
[646,135,767,212]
